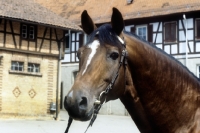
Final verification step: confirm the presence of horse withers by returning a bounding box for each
[64,8,200,133]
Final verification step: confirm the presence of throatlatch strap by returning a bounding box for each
[64,117,73,133]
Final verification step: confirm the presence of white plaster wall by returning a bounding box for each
[177,58,200,78]
[61,64,79,109]
[99,99,127,116]
[125,25,134,32]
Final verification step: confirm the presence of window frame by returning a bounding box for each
[136,25,148,40]
[27,63,40,73]
[11,61,24,72]
[164,21,177,43]
[21,23,37,41]
[64,31,84,63]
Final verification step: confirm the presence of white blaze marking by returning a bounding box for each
[117,36,124,44]
[82,40,100,75]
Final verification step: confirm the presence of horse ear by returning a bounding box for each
[111,7,124,35]
[81,10,97,35]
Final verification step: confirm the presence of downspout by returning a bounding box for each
[84,33,87,44]
[183,14,188,67]
[56,38,62,120]
[68,30,71,52]
[55,31,70,120]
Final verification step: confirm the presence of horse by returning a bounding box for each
[64,7,200,133]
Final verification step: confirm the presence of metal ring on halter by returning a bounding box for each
[94,91,106,105]
[99,91,106,104]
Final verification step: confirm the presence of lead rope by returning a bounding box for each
[64,117,73,133]
[84,103,102,133]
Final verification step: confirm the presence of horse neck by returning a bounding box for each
[123,33,200,132]
[119,67,154,133]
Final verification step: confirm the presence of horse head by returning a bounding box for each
[64,8,127,121]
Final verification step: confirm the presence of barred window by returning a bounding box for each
[28,63,40,73]
[22,25,27,38]
[11,61,24,71]
[21,24,36,40]
[29,26,35,39]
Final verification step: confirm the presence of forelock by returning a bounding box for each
[86,24,123,48]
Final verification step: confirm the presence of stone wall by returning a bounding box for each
[0,51,58,119]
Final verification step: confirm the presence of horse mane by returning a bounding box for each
[86,24,123,48]
[123,31,200,82]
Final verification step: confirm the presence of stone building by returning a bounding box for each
[36,0,200,116]
[0,0,81,119]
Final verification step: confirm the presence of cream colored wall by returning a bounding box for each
[0,51,58,119]
[0,19,62,119]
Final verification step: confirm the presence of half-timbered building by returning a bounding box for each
[0,0,81,119]
[36,0,200,116]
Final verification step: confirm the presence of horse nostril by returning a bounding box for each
[79,97,88,109]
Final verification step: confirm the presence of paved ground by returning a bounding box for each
[0,110,140,133]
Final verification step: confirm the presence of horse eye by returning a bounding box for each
[110,52,119,60]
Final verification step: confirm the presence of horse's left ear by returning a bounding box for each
[111,7,124,35]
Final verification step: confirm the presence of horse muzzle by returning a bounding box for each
[64,91,93,121]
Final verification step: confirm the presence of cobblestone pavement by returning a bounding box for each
[0,110,140,133]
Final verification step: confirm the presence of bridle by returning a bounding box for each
[65,37,128,133]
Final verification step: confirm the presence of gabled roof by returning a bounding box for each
[0,0,81,31]
[35,0,200,25]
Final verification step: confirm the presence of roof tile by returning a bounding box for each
[0,0,81,31]
[36,0,200,25]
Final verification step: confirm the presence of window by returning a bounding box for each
[136,25,147,40]
[21,24,36,40]
[195,19,200,40]
[65,33,70,53]
[64,31,83,54]
[29,26,35,39]
[64,31,84,63]
[22,25,27,38]
[28,63,40,73]
[11,61,24,71]
[164,22,177,42]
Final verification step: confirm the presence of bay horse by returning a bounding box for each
[64,8,200,133]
